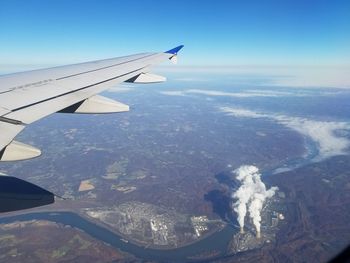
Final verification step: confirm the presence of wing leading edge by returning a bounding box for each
[0,45,184,161]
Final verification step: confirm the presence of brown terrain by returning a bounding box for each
[0,220,134,263]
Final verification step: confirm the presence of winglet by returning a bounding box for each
[166,45,184,64]
[165,45,184,55]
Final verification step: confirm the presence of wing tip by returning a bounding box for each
[165,45,184,55]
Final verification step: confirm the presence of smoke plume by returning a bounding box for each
[232,165,278,236]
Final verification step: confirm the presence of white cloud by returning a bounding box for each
[245,89,317,96]
[278,117,350,160]
[159,91,186,96]
[107,86,134,93]
[219,106,350,161]
[160,88,346,98]
[219,107,265,118]
[174,77,209,82]
[186,89,281,97]
[160,89,308,98]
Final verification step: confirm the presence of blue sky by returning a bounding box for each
[0,0,349,67]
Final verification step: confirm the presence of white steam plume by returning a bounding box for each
[232,165,278,236]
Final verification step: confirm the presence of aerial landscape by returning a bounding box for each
[0,0,349,262]
[1,74,350,262]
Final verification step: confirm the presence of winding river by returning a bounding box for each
[0,212,235,262]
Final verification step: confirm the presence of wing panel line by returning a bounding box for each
[9,66,147,113]
[56,54,156,81]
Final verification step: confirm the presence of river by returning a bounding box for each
[0,211,235,262]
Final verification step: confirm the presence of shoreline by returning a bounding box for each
[0,211,235,262]
[0,206,228,251]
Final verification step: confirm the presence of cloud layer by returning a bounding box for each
[159,88,339,98]
[160,89,292,98]
[107,86,134,93]
[220,106,350,161]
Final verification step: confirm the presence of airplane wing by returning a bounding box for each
[0,45,184,161]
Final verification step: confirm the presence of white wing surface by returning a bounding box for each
[0,45,184,161]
